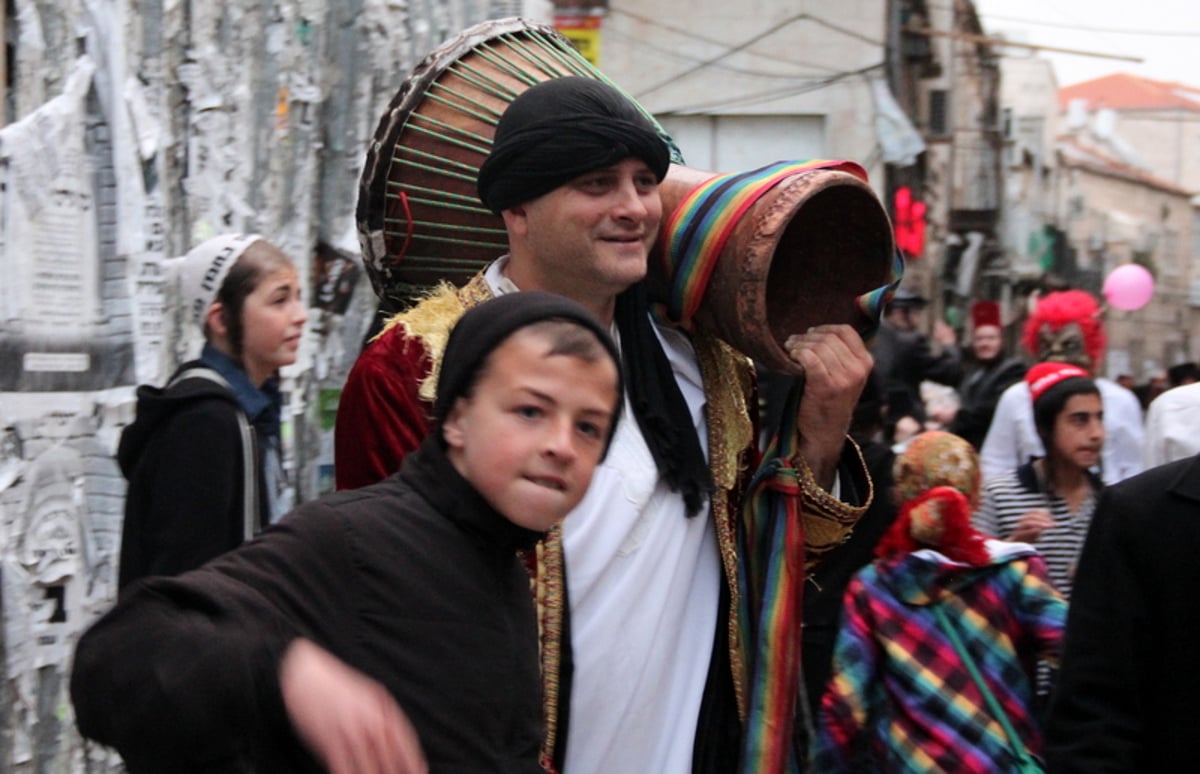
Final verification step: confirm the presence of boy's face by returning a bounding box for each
[1050,392,1104,471]
[503,157,661,302]
[442,328,619,531]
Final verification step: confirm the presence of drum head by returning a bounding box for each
[358,18,606,306]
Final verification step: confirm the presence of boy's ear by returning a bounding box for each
[441,399,468,451]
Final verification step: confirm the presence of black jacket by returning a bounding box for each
[117,361,265,591]
[1045,453,1200,772]
[949,356,1027,450]
[870,323,963,423]
[72,435,546,773]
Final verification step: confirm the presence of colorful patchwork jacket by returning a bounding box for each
[813,543,1067,772]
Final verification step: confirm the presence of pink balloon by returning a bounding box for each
[1103,263,1155,311]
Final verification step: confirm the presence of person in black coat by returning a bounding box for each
[869,287,962,433]
[71,293,623,773]
[118,234,307,591]
[946,301,1026,450]
[1044,452,1200,771]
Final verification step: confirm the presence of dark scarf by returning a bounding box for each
[198,343,282,442]
[614,283,714,516]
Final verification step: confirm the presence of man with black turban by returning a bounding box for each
[334,76,874,773]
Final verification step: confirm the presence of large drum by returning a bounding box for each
[357,17,896,374]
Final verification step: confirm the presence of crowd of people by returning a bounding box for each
[843,275,1199,770]
[63,72,1200,773]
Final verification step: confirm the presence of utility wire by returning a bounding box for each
[978,12,1200,37]
[656,63,884,115]
[611,8,883,51]
[600,24,843,79]
[629,12,816,100]
[611,9,885,101]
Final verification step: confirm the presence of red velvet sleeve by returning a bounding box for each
[334,327,435,489]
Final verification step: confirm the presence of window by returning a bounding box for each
[929,89,949,137]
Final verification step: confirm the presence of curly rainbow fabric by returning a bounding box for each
[660,159,867,325]
[858,249,907,337]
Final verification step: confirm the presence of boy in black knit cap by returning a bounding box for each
[71,292,621,773]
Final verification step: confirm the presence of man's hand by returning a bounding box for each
[932,319,958,348]
[784,324,874,490]
[280,639,428,774]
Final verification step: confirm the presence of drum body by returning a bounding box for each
[358,17,895,373]
[358,18,625,299]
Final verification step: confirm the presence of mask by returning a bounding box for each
[1037,321,1092,370]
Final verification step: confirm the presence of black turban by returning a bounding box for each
[477,77,672,214]
[434,291,624,452]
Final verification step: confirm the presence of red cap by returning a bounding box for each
[970,300,1001,329]
[1026,361,1090,403]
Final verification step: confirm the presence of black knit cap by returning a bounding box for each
[476,77,672,214]
[434,292,624,450]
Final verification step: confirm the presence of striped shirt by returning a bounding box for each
[973,462,1100,601]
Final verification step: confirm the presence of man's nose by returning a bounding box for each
[611,178,649,219]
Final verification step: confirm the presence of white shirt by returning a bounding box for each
[1143,382,1200,468]
[485,261,720,773]
[560,324,719,774]
[978,377,1144,485]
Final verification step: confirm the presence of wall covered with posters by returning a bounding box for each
[0,1,526,769]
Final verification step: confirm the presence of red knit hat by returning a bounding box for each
[1026,361,1090,403]
[970,300,1001,330]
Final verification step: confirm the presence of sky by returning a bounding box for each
[973,0,1198,87]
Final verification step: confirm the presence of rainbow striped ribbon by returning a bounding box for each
[735,252,903,771]
[738,382,808,774]
[735,246,899,772]
[660,159,868,325]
